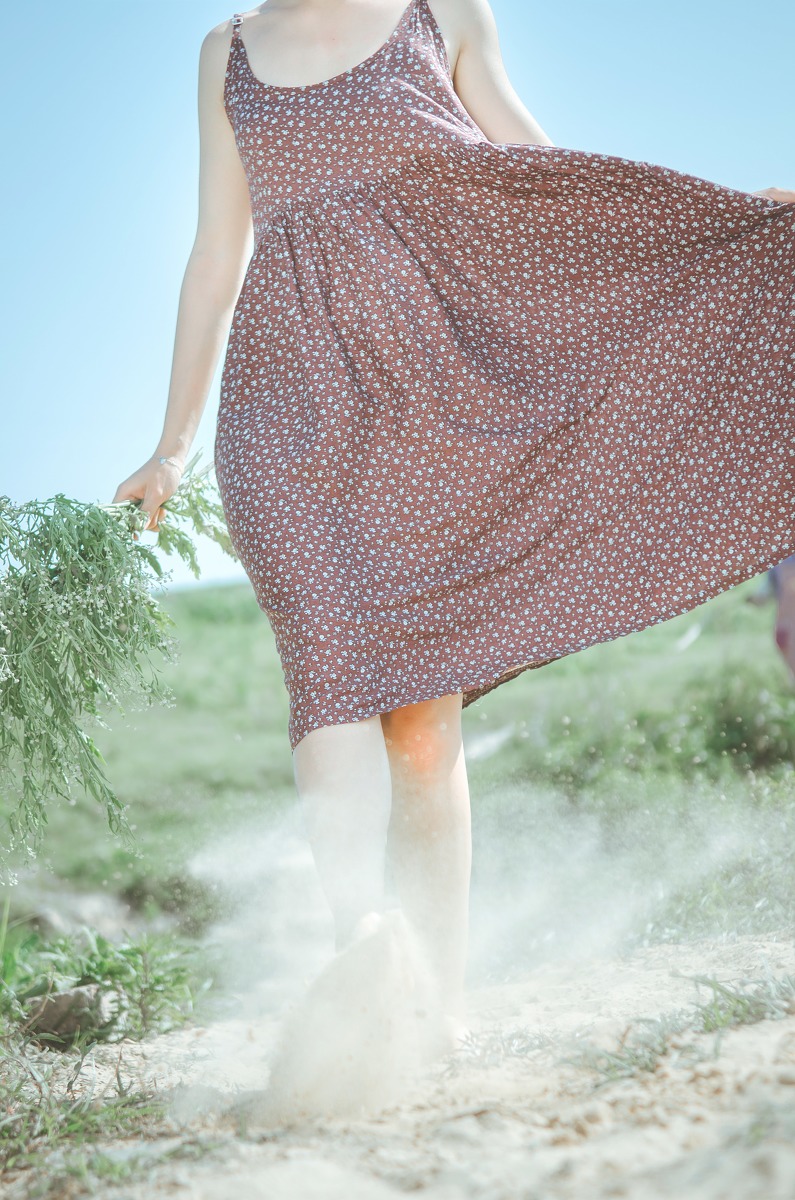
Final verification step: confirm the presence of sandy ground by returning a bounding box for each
[10,929,795,1200]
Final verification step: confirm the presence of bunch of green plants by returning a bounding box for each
[1,920,206,1045]
[0,452,237,874]
[0,1028,166,1174]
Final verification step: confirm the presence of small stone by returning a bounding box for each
[24,985,118,1043]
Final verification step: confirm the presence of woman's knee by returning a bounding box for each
[381,694,463,778]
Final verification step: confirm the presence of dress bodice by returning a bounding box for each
[223,0,487,241]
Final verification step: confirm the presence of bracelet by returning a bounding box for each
[157,455,183,469]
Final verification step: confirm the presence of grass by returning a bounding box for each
[688,972,795,1032]
[442,1026,558,1076]
[0,925,213,1191]
[563,1011,697,1084]
[439,971,795,1087]
[7,571,794,975]
[565,971,795,1086]
[473,586,795,789]
[0,1023,166,1174]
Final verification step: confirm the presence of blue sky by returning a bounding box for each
[3,0,793,590]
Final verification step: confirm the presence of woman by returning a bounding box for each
[113,0,795,1034]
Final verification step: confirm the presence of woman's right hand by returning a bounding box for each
[112,455,185,534]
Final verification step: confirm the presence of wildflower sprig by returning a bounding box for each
[0,452,237,874]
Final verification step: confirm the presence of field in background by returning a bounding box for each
[11,571,795,964]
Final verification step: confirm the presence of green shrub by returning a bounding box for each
[1,924,207,1045]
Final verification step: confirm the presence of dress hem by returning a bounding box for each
[286,546,795,751]
[289,649,568,750]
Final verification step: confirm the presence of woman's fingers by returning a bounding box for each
[113,459,182,534]
[140,495,159,530]
[139,497,170,532]
[112,482,143,504]
[752,186,795,203]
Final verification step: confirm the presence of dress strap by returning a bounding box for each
[231,13,243,37]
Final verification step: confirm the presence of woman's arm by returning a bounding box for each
[112,19,253,531]
[438,0,554,146]
[441,1,794,198]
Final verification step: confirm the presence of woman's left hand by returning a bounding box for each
[751,186,795,203]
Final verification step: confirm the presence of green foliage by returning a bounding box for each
[564,1010,696,1083]
[610,664,795,779]
[0,1032,165,1175]
[695,668,795,771]
[1,924,205,1044]
[640,814,795,945]
[480,607,795,792]
[120,872,226,937]
[0,452,237,873]
[0,572,793,1184]
[441,1027,556,1077]
[689,972,795,1032]
[0,903,209,1178]
[29,577,794,949]
[567,972,795,1086]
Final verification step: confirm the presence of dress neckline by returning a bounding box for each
[234,0,421,94]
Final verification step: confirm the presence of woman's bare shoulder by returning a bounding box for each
[427,0,497,73]
[202,13,239,53]
[196,12,243,95]
[430,0,497,36]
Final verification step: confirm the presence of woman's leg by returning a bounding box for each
[292,715,392,950]
[381,694,472,1019]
